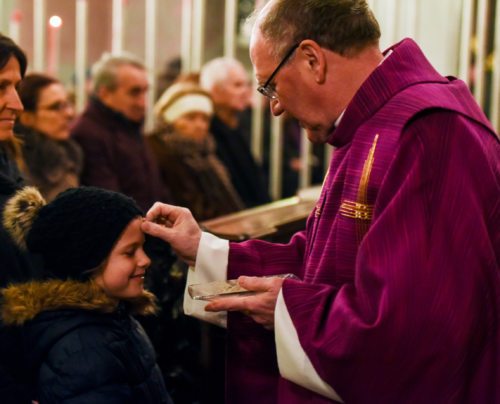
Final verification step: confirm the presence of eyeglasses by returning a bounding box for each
[39,101,72,112]
[257,43,300,100]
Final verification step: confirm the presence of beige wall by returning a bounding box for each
[2,0,186,87]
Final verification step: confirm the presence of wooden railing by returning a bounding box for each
[200,186,321,242]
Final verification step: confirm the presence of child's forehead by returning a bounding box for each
[115,217,146,244]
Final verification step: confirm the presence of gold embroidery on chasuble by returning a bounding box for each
[314,168,330,218]
[339,134,379,241]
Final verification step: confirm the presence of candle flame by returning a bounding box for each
[49,15,62,28]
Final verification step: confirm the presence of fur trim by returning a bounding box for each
[1,279,157,326]
[2,186,46,249]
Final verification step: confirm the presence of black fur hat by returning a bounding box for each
[3,186,142,280]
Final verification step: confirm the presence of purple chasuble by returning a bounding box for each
[225,38,500,403]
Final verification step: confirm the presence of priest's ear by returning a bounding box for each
[298,40,327,84]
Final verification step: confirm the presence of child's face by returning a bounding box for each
[94,218,151,299]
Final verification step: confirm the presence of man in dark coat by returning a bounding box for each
[71,53,170,211]
[200,57,270,208]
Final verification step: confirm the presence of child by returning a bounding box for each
[1,186,173,403]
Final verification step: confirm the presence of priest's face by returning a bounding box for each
[250,29,337,144]
[0,56,23,141]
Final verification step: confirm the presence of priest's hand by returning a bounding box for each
[141,202,201,266]
[205,276,285,330]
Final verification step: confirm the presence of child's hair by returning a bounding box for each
[3,186,143,281]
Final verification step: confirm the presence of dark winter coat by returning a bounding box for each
[16,125,83,202]
[0,279,173,404]
[147,130,244,221]
[71,98,170,211]
[0,144,39,404]
[210,115,270,208]
[0,145,32,287]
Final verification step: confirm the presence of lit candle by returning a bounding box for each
[144,0,157,132]
[299,127,312,190]
[491,0,500,131]
[75,0,88,112]
[181,0,193,73]
[458,0,473,84]
[250,80,264,163]
[112,0,124,53]
[191,0,206,71]
[473,0,488,103]
[33,0,46,72]
[47,15,62,76]
[270,115,283,200]
[224,0,237,58]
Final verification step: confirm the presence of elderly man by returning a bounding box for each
[71,53,169,211]
[200,57,270,207]
[143,1,500,403]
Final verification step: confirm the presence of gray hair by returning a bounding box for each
[252,0,380,59]
[200,57,247,92]
[91,52,145,94]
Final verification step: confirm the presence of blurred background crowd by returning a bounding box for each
[1,0,499,402]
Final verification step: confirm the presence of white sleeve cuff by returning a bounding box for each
[275,289,343,402]
[194,231,230,280]
[183,232,230,328]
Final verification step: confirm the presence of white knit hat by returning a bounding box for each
[154,82,213,124]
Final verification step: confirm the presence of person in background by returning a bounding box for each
[2,186,173,403]
[16,73,82,202]
[148,81,244,221]
[156,56,182,100]
[200,57,270,207]
[0,35,29,282]
[142,0,500,402]
[71,52,170,211]
[0,33,40,404]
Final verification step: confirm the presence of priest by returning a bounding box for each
[142,0,500,402]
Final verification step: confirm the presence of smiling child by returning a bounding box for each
[1,186,172,403]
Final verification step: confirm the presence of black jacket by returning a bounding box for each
[0,146,34,287]
[71,98,171,211]
[0,145,40,404]
[1,279,173,404]
[210,115,270,208]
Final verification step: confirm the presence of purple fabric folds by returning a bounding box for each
[226,38,500,403]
